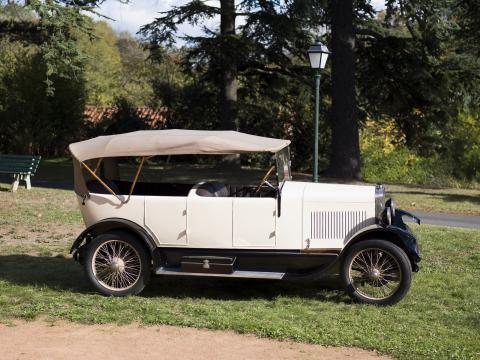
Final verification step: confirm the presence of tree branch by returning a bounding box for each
[0,19,45,43]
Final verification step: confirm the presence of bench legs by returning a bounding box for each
[25,174,31,190]
[11,174,19,192]
[11,174,31,192]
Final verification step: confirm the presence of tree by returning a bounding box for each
[116,32,156,106]
[0,0,100,92]
[140,1,324,130]
[327,0,361,179]
[140,0,329,169]
[77,21,123,106]
[356,1,480,150]
[0,36,86,155]
[218,0,237,130]
[141,0,241,131]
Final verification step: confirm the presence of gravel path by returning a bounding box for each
[0,321,393,360]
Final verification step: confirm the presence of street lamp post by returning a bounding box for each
[307,40,330,183]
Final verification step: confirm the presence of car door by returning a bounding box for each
[145,196,188,245]
[186,191,233,248]
[232,198,276,247]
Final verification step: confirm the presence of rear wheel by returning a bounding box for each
[84,232,151,296]
[341,239,412,305]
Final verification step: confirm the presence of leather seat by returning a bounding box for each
[196,182,229,197]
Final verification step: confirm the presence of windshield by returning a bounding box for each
[275,147,292,183]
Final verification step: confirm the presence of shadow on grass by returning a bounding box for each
[0,254,347,303]
[0,254,91,293]
[391,190,480,206]
[431,193,480,207]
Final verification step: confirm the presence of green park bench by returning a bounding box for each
[0,155,41,192]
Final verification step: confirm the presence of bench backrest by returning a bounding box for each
[0,155,42,176]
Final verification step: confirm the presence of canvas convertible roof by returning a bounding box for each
[69,129,291,162]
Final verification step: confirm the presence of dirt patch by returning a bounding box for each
[0,224,83,248]
[0,321,392,360]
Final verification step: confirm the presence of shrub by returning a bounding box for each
[360,119,456,186]
[446,112,480,181]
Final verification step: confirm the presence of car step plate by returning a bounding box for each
[155,267,285,280]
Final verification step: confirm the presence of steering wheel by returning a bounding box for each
[255,166,276,193]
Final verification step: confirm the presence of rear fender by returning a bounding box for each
[70,218,157,263]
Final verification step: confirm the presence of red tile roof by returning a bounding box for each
[83,106,170,129]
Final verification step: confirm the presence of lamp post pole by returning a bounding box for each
[313,71,321,183]
[307,39,329,183]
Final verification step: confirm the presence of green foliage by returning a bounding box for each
[354,1,480,185]
[0,0,478,185]
[358,1,480,152]
[140,1,338,171]
[0,17,160,156]
[0,0,99,94]
[116,32,155,106]
[360,117,480,186]
[237,71,330,172]
[445,111,480,180]
[362,138,449,186]
[77,21,123,106]
[76,22,157,107]
[0,37,86,155]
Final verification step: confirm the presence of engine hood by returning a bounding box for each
[302,182,375,203]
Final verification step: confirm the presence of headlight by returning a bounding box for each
[375,184,385,222]
[385,207,392,225]
[386,198,395,217]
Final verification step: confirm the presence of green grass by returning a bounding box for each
[0,186,479,359]
[386,184,480,215]
[0,185,81,226]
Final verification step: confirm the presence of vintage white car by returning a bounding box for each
[69,130,420,305]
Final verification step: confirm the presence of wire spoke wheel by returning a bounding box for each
[348,248,402,301]
[92,239,142,291]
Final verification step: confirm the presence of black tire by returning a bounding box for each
[341,239,412,305]
[84,231,151,296]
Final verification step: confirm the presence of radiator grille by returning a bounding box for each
[310,210,367,240]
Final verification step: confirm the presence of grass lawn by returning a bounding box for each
[386,184,480,216]
[0,186,479,359]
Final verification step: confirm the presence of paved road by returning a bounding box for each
[404,210,480,229]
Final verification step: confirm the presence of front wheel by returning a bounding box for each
[341,239,412,305]
[84,232,151,296]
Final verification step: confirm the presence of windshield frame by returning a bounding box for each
[275,147,292,183]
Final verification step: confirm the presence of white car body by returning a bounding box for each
[79,181,376,251]
[69,130,420,304]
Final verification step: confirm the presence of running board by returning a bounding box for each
[155,267,285,280]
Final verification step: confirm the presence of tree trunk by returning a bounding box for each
[219,0,240,167]
[326,0,361,179]
[219,0,237,131]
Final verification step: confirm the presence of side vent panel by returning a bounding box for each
[310,210,367,240]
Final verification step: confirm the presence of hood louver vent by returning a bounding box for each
[310,210,367,240]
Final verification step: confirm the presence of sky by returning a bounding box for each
[94,0,387,38]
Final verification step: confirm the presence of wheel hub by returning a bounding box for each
[110,257,125,273]
[92,239,142,292]
[369,268,381,280]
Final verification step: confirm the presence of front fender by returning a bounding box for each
[343,209,421,272]
[383,224,421,263]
